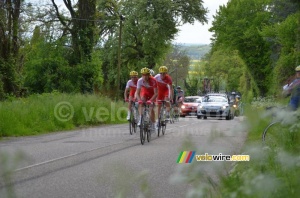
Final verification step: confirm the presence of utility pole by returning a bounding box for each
[117,15,125,98]
[176,66,178,87]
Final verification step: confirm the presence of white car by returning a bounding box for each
[197,95,234,120]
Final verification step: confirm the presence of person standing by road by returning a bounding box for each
[282,65,300,111]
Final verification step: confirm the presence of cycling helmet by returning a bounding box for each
[236,95,241,99]
[129,71,138,76]
[150,69,155,76]
[295,65,300,72]
[141,67,150,74]
[176,86,181,89]
[159,66,168,73]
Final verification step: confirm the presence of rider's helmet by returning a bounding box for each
[295,65,300,72]
[149,69,155,76]
[129,71,138,76]
[159,66,168,73]
[236,95,241,100]
[141,67,150,75]
[176,86,181,89]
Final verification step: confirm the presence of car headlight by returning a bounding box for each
[181,105,185,109]
[199,105,203,109]
[222,105,228,109]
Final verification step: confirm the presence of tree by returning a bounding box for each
[210,0,273,95]
[98,0,208,96]
[51,0,97,64]
[0,0,23,98]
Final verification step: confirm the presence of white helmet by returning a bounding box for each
[150,69,155,76]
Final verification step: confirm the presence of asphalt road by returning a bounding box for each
[0,116,247,198]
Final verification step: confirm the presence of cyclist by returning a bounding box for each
[154,66,173,122]
[282,65,300,111]
[136,67,158,131]
[124,71,138,120]
[172,84,177,105]
[150,69,155,76]
[176,86,184,107]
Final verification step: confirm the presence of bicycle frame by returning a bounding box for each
[157,100,168,136]
[128,100,138,135]
[140,102,152,145]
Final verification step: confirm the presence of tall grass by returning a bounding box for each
[219,100,300,197]
[169,100,300,198]
[0,93,127,137]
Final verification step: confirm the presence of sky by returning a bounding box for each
[174,0,229,45]
[29,0,228,45]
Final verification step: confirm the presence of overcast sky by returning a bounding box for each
[174,0,229,45]
[29,0,228,45]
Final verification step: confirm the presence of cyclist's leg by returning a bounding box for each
[126,96,133,120]
[288,96,299,111]
[156,91,165,119]
[165,96,170,116]
[149,101,156,131]
[138,94,147,126]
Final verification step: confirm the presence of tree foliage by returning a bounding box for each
[98,0,207,96]
[209,0,300,98]
[0,0,24,98]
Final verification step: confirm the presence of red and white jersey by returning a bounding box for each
[126,80,137,90]
[154,74,172,90]
[126,79,137,97]
[137,76,157,93]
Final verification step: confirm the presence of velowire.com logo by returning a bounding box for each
[177,151,250,163]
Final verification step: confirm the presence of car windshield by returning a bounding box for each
[184,98,200,103]
[203,97,227,103]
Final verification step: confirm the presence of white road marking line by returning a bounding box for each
[15,141,126,172]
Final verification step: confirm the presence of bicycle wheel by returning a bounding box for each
[133,108,137,133]
[147,127,151,142]
[129,108,135,135]
[262,121,281,146]
[169,108,175,124]
[174,109,179,122]
[157,111,162,137]
[162,121,166,135]
[140,116,145,145]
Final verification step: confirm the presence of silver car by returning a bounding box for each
[197,96,234,120]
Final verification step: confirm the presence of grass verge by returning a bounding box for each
[0,92,127,137]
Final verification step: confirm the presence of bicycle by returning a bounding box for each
[261,106,297,147]
[169,105,175,124]
[157,100,168,137]
[128,100,138,135]
[139,101,152,145]
[172,103,180,122]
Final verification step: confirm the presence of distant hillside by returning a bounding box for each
[178,44,211,60]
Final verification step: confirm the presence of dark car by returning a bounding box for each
[180,96,202,117]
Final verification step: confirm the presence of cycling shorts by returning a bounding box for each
[157,89,169,101]
[129,89,136,97]
[140,90,154,101]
